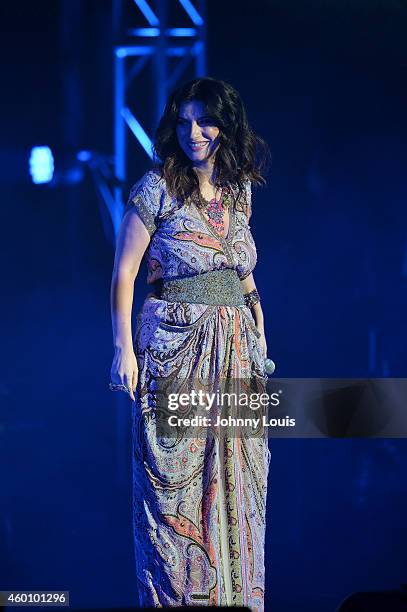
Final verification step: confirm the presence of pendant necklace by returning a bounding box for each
[197,186,229,237]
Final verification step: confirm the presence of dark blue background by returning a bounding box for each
[1,1,406,610]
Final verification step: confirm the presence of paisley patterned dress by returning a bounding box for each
[125,169,271,610]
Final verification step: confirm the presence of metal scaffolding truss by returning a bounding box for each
[107,0,207,238]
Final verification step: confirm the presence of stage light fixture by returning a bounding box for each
[29,146,54,184]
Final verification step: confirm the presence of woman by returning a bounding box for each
[110,76,271,609]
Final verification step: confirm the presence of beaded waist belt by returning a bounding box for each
[153,268,245,306]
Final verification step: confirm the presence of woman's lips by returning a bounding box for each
[189,142,209,150]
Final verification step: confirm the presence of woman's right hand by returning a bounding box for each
[110,346,139,401]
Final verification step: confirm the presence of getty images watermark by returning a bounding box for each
[164,386,293,430]
[148,377,407,439]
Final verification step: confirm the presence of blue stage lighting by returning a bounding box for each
[131,27,160,37]
[77,150,92,162]
[178,0,203,26]
[128,27,196,37]
[134,0,159,26]
[29,146,54,184]
[167,28,196,36]
[115,46,153,58]
[122,108,154,159]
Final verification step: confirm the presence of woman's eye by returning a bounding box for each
[176,118,215,126]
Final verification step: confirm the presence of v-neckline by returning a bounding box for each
[192,192,235,245]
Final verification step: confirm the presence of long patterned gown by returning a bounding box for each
[125,169,271,610]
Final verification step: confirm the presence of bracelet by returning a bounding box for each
[109,382,130,393]
[243,288,260,309]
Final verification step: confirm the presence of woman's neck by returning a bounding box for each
[193,161,218,186]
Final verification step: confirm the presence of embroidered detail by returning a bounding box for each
[125,169,165,236]
[243,288,260,309]
[126,193,157,236]
[159,269,245,307]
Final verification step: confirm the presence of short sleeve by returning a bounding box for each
[124,170,163,237]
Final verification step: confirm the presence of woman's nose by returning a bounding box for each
[189,122,202,139]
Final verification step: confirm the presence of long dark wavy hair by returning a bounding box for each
[152,76,271,209]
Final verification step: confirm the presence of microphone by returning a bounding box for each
[264,358,276,376]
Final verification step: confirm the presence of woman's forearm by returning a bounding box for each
[240,272,264,330]
[111,270,136,350]
[252,302,264,331]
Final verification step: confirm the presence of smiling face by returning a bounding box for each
[176,100,221,166]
